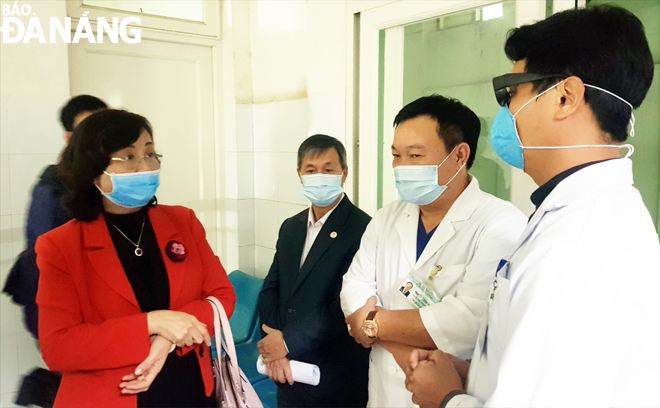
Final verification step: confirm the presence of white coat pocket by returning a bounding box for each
[428,263,466,299]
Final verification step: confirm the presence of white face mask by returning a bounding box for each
[393,146,464,206]
[301,174,344,207]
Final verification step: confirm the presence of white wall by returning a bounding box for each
[0,1,70,404]
[223,0,349,278]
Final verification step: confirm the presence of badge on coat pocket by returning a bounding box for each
[398,273,440,308]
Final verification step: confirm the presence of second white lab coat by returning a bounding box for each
[450,159,660,408]
[341,177,526,408]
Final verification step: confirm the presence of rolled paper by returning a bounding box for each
[257,356,321,386]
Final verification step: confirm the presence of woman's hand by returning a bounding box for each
[147,310,211,348]
[120,335,172,394]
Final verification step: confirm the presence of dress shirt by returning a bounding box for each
[300,194,344,268]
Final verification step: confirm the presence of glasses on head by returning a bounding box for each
[492,73,565,106]
[110,152,162,171]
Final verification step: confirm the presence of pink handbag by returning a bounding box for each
[207,297,263,408]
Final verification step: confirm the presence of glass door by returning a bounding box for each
[358,0,551,216]
[586,0,660,230]
[379,2,518,209]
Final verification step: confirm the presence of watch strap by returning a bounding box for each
[365,310,378,322]
[439,390,467,408]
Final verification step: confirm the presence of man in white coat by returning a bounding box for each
[340,95,526,407]
[405,5,660,408]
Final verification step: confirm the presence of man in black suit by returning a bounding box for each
[257,134,371,407]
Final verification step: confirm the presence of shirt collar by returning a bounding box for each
[307,193,345,228]
[530,159,611,208]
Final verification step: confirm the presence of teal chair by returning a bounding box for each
[226,271,269,382]
[215,270,273,403]
[235,320,267,383]
[210,324,268,386]
[227,270,264,344]
[252,377,277,408]
[211,270,263,365]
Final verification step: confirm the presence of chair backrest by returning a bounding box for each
[228,270,264,343]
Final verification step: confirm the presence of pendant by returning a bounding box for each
[135,248,143,257]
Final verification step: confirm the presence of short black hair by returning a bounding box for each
[393,95,481,169]
[297,134,347,169]
[60,95,108,132]
[59,109,153,222]
[504,5,654,142]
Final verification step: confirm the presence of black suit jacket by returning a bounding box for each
[258,196,371,405]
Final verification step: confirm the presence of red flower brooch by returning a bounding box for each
[166,240,187,262]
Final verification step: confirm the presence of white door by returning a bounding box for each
[355,0,577,216]
[69,38,218,247]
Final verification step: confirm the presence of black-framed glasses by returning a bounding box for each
[492,73,565,106]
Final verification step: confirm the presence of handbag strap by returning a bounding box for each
[207,296,241,384]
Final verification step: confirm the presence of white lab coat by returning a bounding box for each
[341,177,526,408]
[451,159,660,408]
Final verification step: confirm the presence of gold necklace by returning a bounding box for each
[105,215,146,256]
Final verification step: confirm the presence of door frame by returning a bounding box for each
[65,0,233,258]
[66,0,221,38]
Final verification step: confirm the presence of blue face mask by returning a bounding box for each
[490,81,635,169]
[490,105,525,169]
[393,149,464,206]
[99,169,160,208]
[301,174,344,207]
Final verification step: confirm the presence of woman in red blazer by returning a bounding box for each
[35,109,236,408]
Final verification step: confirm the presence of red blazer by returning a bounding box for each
[36,205,236,408]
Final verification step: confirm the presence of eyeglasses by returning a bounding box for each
[492,73,565,106]
[110,153,163,171]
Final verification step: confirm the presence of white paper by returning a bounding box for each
[257,356,321,386]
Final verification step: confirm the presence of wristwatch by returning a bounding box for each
[362,310,379,339]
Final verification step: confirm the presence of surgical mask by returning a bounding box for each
[490,81,635,169]
[301,173,344,207]
[98,169,160,208]
[394,148,465,206]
